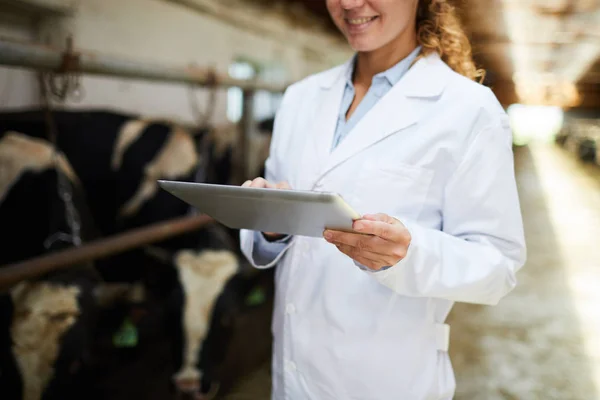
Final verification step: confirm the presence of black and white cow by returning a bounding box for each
[0,130,102,400]
[0,108,277,399]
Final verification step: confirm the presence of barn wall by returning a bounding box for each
[0,0,352,125]
[0,9,38,108]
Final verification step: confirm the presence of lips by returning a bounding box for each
[344,16,379,33]
[346,16,378,25]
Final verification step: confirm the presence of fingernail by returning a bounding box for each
[324,231,332,239]
[353,222,363,231]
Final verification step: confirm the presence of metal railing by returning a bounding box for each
[0,36,288,286]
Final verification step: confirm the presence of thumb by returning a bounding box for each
[362,213,398,224]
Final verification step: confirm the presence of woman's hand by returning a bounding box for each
[242,177,291,241]
[323,213,411,271]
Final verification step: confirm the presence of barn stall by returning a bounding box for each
[1,0,600,400]
[0,1,348,399]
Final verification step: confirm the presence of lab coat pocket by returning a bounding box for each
[353,161,434,220]
[336,321,441,399]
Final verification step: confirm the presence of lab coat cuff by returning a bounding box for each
[361,218,418,279]
[255,230,292,247]
[240,229,294,269]
[270,234,293,244]
[354,261,393,272]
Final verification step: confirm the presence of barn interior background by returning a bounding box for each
[0,0,599,399]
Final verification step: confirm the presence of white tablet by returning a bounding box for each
[157,180,362,237]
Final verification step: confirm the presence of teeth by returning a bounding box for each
[347,17,375,25]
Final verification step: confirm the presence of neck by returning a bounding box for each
[353,33,419,87]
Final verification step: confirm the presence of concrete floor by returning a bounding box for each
[449,144,600,399]
[221,143,600,400]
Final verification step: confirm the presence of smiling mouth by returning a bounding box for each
[345,16,379,25]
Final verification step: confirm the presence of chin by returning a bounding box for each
[347,37,381,53]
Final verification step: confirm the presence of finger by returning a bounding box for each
[276,181,291,190]
[249,177,274,189]
[324,230,366,248]
[335,243,398,266]
[263,178,280,189]
[251,177,267,188]
[242,180,252,187]
[352,219,406,242]
[362,213,400,224]
[246,178,262,188]
[335,245,383,270]
[325,230,396,255]
[335,243,379,263]
[331,237,408,263]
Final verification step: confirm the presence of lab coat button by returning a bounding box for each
[286,303,296,314]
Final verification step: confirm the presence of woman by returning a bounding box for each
[240,0,526,398]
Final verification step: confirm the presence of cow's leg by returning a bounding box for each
[172,249,238,396]
[9,282,80,400]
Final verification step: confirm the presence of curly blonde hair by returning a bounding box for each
[415,0,485,83]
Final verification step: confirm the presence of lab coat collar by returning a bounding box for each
[318,51,448,98]
[310,51,450,184]
[343,46,422,90]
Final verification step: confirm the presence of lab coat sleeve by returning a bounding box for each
[247,231,293,267]
[366,115,527,306]
[239,87,296,269]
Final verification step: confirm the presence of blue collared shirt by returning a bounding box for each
[331,46,421,151]
[331,46,421,271]
[253,47,422,269]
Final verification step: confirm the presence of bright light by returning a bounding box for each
[227,61,256,123]
[507,104,565,146]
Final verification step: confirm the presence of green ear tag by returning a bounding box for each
[245,286,266,306]
[113,317,138,348]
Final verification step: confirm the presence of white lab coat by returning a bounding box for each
[240,52,526,400]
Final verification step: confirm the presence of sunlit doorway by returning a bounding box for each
[508,104,565,146]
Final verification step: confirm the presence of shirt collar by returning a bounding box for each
[345,45,422,88]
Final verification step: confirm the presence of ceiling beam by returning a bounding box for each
[0,0,74,16]
[579,72,600,83]
[162,0,349,66]
[488,79,600,109]
[501,0,599,15]
[470,33,600,47]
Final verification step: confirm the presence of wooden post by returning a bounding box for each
[0,214,215,291]
[237,88,255,182]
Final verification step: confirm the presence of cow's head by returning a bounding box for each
[193,264,276,398]
[0,131,98,265]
